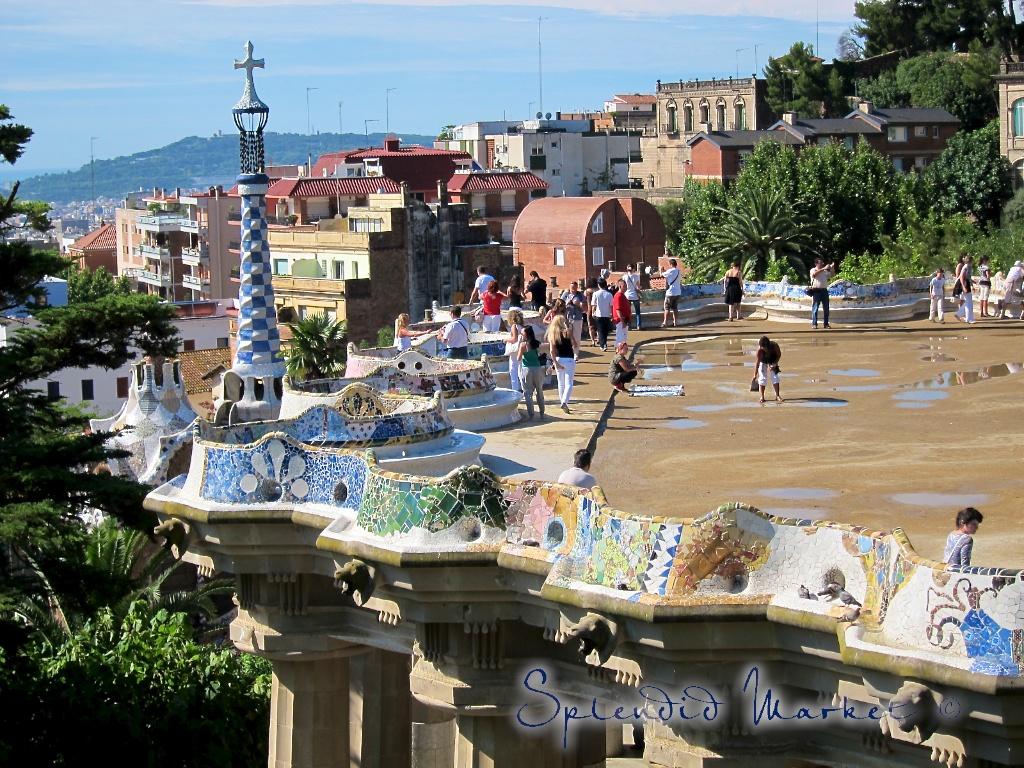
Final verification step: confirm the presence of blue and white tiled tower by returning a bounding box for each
[219,41,285,424]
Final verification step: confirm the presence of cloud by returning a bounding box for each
[179,0,857,23]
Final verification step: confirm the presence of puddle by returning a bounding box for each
[665,418,708,430]
[761,507,831,521]
[833,384,891,392]
[790,397,849,408]
[889,492,990,507]
[828,368,881,377]
[896,402,935,409]
[892,390,949,402]
[680,360,716,372]
[640,366,674,378]
[921,354,957,362]
[729,417,753,423]
[757,487,839,500]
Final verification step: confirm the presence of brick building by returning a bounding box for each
[67,222,117,274]
[266,176,402,225]
[446,170,548,243]
[995,58,1024,187]
[512,197,665,290]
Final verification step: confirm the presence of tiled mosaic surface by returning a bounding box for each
[643,277,933,305]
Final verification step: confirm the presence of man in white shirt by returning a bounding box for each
[661,258,682,328]
[468,266,495,304]
[438,306,470,359]
[1002,260,1024,319]
[557,449,598,489]
[623,264,642,330]
[809,258,836,329]
[928,268,945,323]
[590,279,614,351]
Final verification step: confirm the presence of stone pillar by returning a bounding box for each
[349,650,412,768]
[453,712,606,768]
[268,654,351,768]
[410,698,456,768]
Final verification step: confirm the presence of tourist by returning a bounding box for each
[591,278,614,351]
[724,261,744,321]
[943,507,984,567]
[561,281,586,346]
[661,258,682,328]
[583,277,599,347]
[612,278,632,346]
[623,264,643,330]
[978,255,992,318]
[956,254,975,323]
[519,325,546,420]
[546,315,579,413]
[1001,260,1024,320]
[557,448,598,489]
[527,271,548,311]
[506,278,525,308]
[809,258,835,329]
[609,341,639,393]
[504,309,525,396]
[480,280,507,333]
[928,269,946,323]
[543,297,567,324]
[438,306,470,359]
[753,335,783,404]
[394,313,428,351]
[952,254,966,315]
[469,266,495,304]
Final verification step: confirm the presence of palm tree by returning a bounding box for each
[698,187,820,281]
[285,313,347,381]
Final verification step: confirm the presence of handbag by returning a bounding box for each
[749,376,759,392]
[804,287,814,296]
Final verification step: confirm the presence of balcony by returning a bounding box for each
[136,214,185,233]
[134,243,170,261]
[182,274,210,290]
[179,218,200,233]
[124,267,170,288]
[181,245,209,266]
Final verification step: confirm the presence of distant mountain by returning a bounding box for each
[8,131,439,204]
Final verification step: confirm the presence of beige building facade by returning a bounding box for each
[996,58,1024,187]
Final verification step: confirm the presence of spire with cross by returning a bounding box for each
[233,40,269,114]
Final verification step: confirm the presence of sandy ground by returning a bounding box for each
[571,316,1024,568]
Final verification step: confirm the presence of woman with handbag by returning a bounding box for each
[723,261,744,321]
[752,335,782,404]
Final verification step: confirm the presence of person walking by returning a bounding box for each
[952,254,966,316]
[557,448,598,489]
[661,258,682,328]
[978,255,992,318]
[438,306,470,359]
[591,278,614,351]
[394,313,429,351]
[612,278,632,346]
[504,308,525,396]
[519,325,546,420]
[943,507,984,567]
[956,254,975,323]
[526,271,548,311]
[608,341,639,393]
[623,264,643,330]
[809,259,835,329]
[723,261,744,321]
[546,315,579,413]
[506,278,525,308]
[469,266,495,304]
[561,281,586,346]
[583,277,599,347]
[480,280,507,333]
[1002,260,1024,319]
[542,297,567,324]
[753,335,782,403]
[928,268,946,323]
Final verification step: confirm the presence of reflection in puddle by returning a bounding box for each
[833,384,891,392]
[790,397,849,408]
[828,368,881,377]
[762,507,830,521]
[901,363,1022,390]
[665,418,708,430]
[641,366,674,378]
[892,390,949,402]
[757,487,839,500]
[921,354,957,362]
[889,492,990,507]
[896,402,934,409]
[729,417,753,423]
[681,360,716,372]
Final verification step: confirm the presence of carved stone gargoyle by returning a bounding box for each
[333,559,375,606]
[881,682,941,744]
[561,613,618,665]
[153,517,189,560]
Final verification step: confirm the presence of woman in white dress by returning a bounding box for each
[504,309,525,396]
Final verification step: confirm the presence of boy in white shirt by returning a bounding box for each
[929,268,945,323]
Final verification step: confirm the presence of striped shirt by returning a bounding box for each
[943,532,974,568]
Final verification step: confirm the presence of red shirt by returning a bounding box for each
[482,291,505,315]
[612,291,631,324]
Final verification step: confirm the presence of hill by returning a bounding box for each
[8,131,439,204]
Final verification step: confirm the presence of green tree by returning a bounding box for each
[673,179,729,276]
[65,265,132,305]
[924,119,1012,225]
[0,105,178,636]
[285,312,347,381]
[700,186,820,281]
[656,198,689,257]
[764,42,848,118]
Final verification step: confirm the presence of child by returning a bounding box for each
[929,268,945,323]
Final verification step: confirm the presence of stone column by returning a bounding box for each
[268,653,352,768]
[453,712,606,768]
[349,650,412,768]
[410,698,456,768]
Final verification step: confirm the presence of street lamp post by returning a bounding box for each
[364,119,380,144]
[385,88,397,134]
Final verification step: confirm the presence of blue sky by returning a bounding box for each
[1,0,855,172]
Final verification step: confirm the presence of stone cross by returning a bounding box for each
[234,40,264,89]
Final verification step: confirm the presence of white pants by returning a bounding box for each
[929,296,944,321]
[757,362,780,387]
[614,321,628,346]
[482,314,502,333]
[958,292,975,322]
[507,357,522,394]
[555,357,576,406]
[570,318,583,346]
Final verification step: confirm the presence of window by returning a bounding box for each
[683,104,693,133]
[349,218,383,233]
[666,101,677,133]
[1014,159,1024,189]
[591,213,604,234]
[592,246,605,266]
[333,261,345,280]
[529,154,546,171]
[81,379,94,401]
[183,339,196,352]
[116,376,129,398]
[500,191,516,213]
[1014,99,1024,137]
[554,247,565,266]
[352,263,359,279]
[932,125,940,139]
[914,126,927,138]
[915,156,928,170]
[217,337,229,348]
[551,168,560,176]
[844,136,855,150]
[273,258,289,275]
[716,102,726,131]
[47,381,60,401]
[892,157,905,172]
[887,126,908,142]
[734,102,746,131]
[699,102,710,125]
[550,141,559,148]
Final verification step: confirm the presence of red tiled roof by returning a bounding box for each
[447,171,548,194]
[612,93,656,105]
[311,141,471,183]
[69,223,116,253]
[266,176,402,199]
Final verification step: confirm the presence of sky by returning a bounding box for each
[1,0,855,172]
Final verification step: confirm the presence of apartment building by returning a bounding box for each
[446,169,548,243]
[67,222,117,274]
[603,93,657,134]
